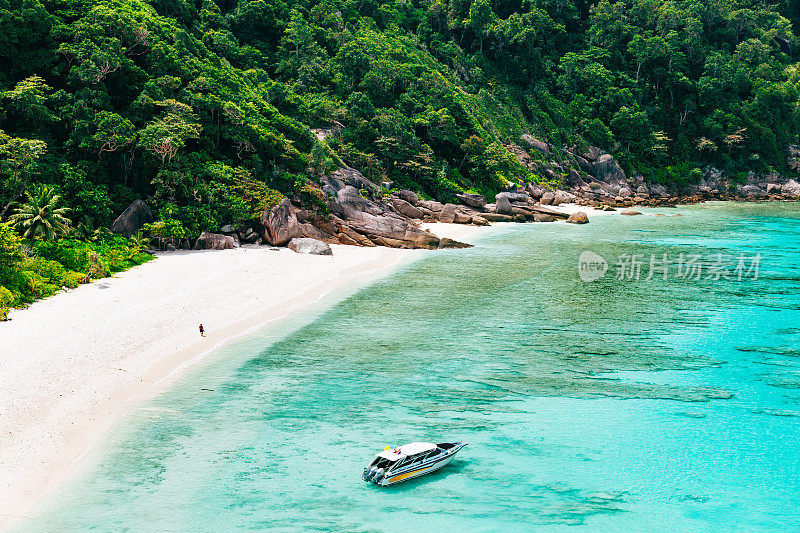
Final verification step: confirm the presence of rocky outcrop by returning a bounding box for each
[417,200,443,213]
[328,188,441,248]
[391,198,424,219]
[553,191,575,206]
[620,209,642,216]
[311,121,344,142]
[783,179,800,197]
[246,152,800,253]
[438,237,473,249]
[220,224,259,243]
[583,146,601,161]
[396,189,419,205]
[593,154,626,181]
[297,222,328,241]
[495,193,513,214]
[566,211,589,224]
[521,134,550,156]
[110,199,153,238]
[574,155,593,173]
[455,192,487,208]
[737,184,767,198]
[288,237,333,255]
[261,198,301,246]
[328,167,378,192]
[526,183,545,199]
[193,232,236,250]
[500,191,530,202]
[531,205,570,219]
[481,213,514,222]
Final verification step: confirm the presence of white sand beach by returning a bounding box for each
[0,206,625,527]
[0,223,488,528]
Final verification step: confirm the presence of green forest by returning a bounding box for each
[1,0,799,314]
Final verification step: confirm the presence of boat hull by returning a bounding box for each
[378,452,457,486]
[365,442,467,486]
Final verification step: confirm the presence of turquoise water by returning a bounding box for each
[22,202,800,531]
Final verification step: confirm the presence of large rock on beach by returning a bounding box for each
[110,199,153,238]
[783,179,800,197]
[526,183,545,199]
[345,211,440,249]
[391,198,424,219]
[531,205,570,219]
[593,154,626,181]
[737,184,766,198]
[417,200,443,212]
[288,237,333,255]
[455,193,487,208]
[553,191,574,206]
[566,211,589,224]
[261,198,301,246]
[481,213,514,222]
[193,232,236,250]
[438,238,473,249]
[438,203,459,223]
[495,193,514,214]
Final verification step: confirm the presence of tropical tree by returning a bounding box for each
[9,185,72,240]
[138,100,202,168]
[0,131,47,219]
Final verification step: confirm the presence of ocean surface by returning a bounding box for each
[21,202,800,532]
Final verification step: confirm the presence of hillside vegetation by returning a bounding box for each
[0,0,799,237]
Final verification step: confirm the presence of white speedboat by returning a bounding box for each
[362,441,467,486]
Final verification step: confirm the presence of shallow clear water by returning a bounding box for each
[22,202,800,531]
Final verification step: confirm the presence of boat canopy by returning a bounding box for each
[376,451,403,460]
[400,442,437,455]
[376,442,436,460]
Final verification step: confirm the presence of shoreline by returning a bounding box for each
[0,222,488,529]
[0,203,718,527]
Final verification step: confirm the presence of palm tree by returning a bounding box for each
[9,185,71,240]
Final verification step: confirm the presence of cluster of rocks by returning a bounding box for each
[259,171,474,250]
[217,224,262,246]
[183,166,595,252]
[109,136,800,253]
[512,135,800,207]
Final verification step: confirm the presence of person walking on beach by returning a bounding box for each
[199,324,205,337]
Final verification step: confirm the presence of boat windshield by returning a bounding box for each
[368,457,396,469]
[393,451,431,470]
